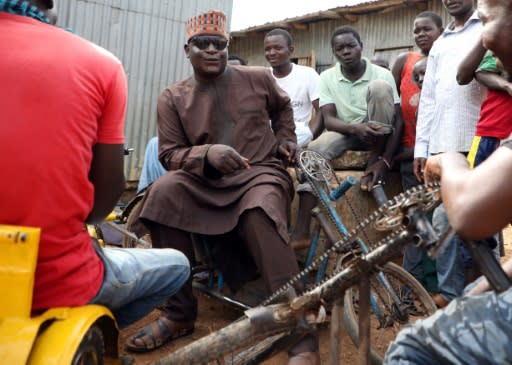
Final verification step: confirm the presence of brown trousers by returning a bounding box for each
[148,208,301,322]
[147,208,317,354]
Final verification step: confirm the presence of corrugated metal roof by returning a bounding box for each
[229,0,449,70]
[231,0,428,36]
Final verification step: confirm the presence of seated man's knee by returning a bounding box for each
[239,208,267,226]
[367,79,393,100]
[367,80,395,126]
[307,131,348,160]
[307,134,330,155]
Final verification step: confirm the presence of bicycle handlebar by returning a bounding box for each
[371,184,388,207]
[330,176,357,201]
[465,239,512,293]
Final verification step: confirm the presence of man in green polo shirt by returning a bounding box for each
[291,25,403,249]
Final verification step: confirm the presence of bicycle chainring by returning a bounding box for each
[373,185,442,231]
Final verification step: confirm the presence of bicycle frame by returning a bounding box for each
[190,174,360,312]
[303,170,409,325]
[154,201,437,365]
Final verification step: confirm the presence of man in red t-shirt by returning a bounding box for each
[0,0,189,330]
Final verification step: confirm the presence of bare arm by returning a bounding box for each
[309,99,324,139]
[467,258,512,295]
[475,72,512,95]
[361,104,404,190]
[424,148,512,239]
[322,103,351,134]
[391,52,408,95]
[457,36,486,85]
[86,143,125,224]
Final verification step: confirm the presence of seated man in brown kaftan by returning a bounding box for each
[125,9,320,365]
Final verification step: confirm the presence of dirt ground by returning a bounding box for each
[119,294,360,365]
[118,226,512,364]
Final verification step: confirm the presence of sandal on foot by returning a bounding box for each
[125,317,194,353]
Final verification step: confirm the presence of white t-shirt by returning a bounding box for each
[270,64,320,147]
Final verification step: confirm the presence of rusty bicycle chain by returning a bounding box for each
[261,150,440,306]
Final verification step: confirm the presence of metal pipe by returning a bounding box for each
[192,282,251,311]
[330,175,357,201]
[329,298,345,365]
[358,272,371,365]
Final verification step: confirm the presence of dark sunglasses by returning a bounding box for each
[189,36,228,51]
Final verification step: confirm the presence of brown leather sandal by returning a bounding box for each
[125,317,194,353]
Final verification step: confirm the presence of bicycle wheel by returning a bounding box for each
[123,198,151,248]
[343,262,436,364]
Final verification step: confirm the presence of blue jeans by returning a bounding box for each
[89,245,190,328]
[433,204,465,301]
[137,136,167,192]
[384,287,512,364]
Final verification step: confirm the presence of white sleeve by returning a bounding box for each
[307,68,320,102]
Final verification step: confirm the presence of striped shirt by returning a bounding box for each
[414,11,483,158]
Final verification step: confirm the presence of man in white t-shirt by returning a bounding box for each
[264,28,322,147]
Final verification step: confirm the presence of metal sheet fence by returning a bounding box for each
[56,0,233,181]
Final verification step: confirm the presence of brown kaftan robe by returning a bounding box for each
[140,65,296,244]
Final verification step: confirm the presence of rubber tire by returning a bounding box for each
[343,262,437,365]
[72,325,105,365]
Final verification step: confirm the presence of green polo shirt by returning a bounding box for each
[319,57,399,124]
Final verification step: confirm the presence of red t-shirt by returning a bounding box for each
[0,13,126,310]
[476,89,512,139]
[400,52,423,148]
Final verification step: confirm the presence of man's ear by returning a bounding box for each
[184,44,190,58]
[289,45,295,55]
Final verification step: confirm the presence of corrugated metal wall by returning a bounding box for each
[55,0,233,182]
[229,0,450,71]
